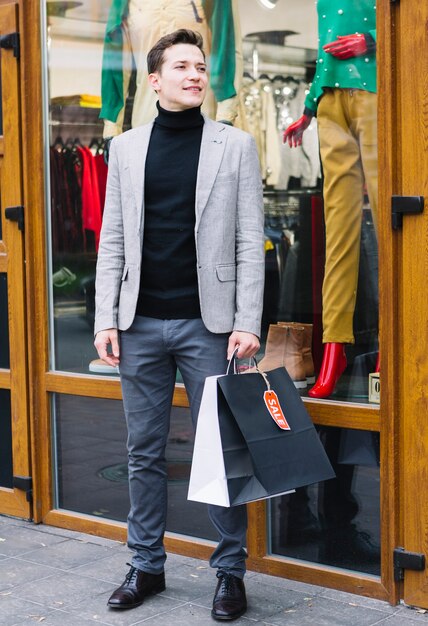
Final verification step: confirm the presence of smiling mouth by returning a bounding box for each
[184,87,202,92]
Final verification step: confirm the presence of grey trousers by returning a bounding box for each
[119,316,248,578]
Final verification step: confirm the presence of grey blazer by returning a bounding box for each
[94,116,265,337]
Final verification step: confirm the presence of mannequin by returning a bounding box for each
[284,0,377,398]
[100,0,243,137]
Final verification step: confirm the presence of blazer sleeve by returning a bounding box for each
[94,138,125,336]
[233,133,265,337]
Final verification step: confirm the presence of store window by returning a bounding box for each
[0,389,13,489]
[52,393,215,540]
[42,0,379,571]
[269,427,380,575]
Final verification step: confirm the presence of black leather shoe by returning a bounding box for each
[211,573,247,621]
[107,565,165,609]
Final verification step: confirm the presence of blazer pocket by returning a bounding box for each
[216,264,236,282]
[215,172,237,183]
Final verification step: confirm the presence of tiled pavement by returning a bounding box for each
[1,515,428,626]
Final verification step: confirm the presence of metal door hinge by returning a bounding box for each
[391,195,424,230]
[5,205,24,231]
[13,476,33,503]
[393,547,425,582]
[0,32,20,59]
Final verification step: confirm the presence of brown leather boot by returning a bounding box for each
[277,322,315,383]
[258,324,307,388]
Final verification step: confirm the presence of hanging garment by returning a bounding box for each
[235,79,281,186]
[94,153,108,214]
[50,146,85,254]
[77,146,103,250]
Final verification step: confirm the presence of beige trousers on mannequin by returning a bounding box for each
[317,88,377,344]
[103,0,242,137]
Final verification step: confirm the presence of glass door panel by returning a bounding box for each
[52,393,215,541]
[269,427,380,575]
[0,273,10,369]
[246,0,380,576]
[0,389,13,489]
[42,0,381,579]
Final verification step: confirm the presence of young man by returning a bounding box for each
[94,29,264,621]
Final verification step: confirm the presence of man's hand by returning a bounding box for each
[227,331,260,360]
[323,34,368,60]
[283,114,312,148]
[94,328,120,367]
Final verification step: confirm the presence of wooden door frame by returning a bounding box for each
[14,0,405,606]
[396,0,428,609]
[0,0,31,519]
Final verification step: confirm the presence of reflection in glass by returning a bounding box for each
[53,393,216,540]
[0,274,10,369]
[0,389,13,489]
[269,427,380,575]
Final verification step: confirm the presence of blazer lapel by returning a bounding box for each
[195,117,227,225]
[127,122,153,229]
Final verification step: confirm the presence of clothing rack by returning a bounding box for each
[49,103,104,145]
[50,136,107,256]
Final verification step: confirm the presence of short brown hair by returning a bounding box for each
[147,29,205,74]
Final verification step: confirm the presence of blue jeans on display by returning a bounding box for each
[119,316,248,579]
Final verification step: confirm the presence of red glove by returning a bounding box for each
[283,114,312,148]
[323,34,368,60]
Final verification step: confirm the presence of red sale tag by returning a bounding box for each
[263,390,291,430]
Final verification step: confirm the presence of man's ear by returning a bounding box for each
[148,72,160,93]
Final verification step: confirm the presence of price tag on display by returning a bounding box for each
[368,373,380,404]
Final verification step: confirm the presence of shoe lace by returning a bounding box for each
[124,564,138,585]
[218,573,237,597]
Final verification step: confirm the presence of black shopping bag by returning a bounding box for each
[216,366,335,506]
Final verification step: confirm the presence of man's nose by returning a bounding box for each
[188,67,200,80]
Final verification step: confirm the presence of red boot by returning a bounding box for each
[308,343,347,399]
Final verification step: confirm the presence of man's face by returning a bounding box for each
[148,43,208,111]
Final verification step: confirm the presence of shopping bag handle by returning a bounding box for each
[226,346,256,374]
[226,347,271,390]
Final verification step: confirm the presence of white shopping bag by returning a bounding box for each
[187,375,231,507]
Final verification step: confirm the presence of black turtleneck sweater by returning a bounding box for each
[136,104,204,319]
